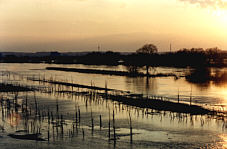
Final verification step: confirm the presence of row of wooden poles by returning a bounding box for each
[0,88,134,144]
[0,71,209,110]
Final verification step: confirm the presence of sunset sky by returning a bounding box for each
[0,0,227,52]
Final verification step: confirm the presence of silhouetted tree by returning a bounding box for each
[205,47,224,67]
[176,48,207,67]
[136,44,158,54]
[136,44,158,76]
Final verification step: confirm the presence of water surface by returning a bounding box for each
[0,63,226,148]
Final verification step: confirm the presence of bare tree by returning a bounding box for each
[136,44,158,54]
[136,44,158,76]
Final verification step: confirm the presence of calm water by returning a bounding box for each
[1,63,227,108]
[0,63,226,149]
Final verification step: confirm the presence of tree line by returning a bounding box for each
[0,44,226,74]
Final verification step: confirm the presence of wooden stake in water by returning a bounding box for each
[72,122,75,137]
[129,113,132,144]
[113,110,116,142]
[82,128,85,140]
[48,108,50,125]
[108,109,110,140]
[91,110,94,135]
[25,93,28,114]
[34,92,38,116]
[78,108,81,124]
[61,115,64,138]
[76,111,78,124]
[48,126,50,142]
[99,115,102,130]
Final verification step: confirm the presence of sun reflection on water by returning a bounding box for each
[219,88,227,110]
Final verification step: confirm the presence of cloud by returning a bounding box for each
[179,0,227,9]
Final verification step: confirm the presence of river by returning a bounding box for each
[0,63,226,149]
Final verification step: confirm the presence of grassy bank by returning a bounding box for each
[46,67,178,78]
[0,83,34,92]
[30,78,216,115]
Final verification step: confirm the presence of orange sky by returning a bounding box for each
[0,0,227,52]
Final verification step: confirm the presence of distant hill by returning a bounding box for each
[0,51,133,57]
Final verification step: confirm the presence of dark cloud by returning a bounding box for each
[179,0,227,9]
